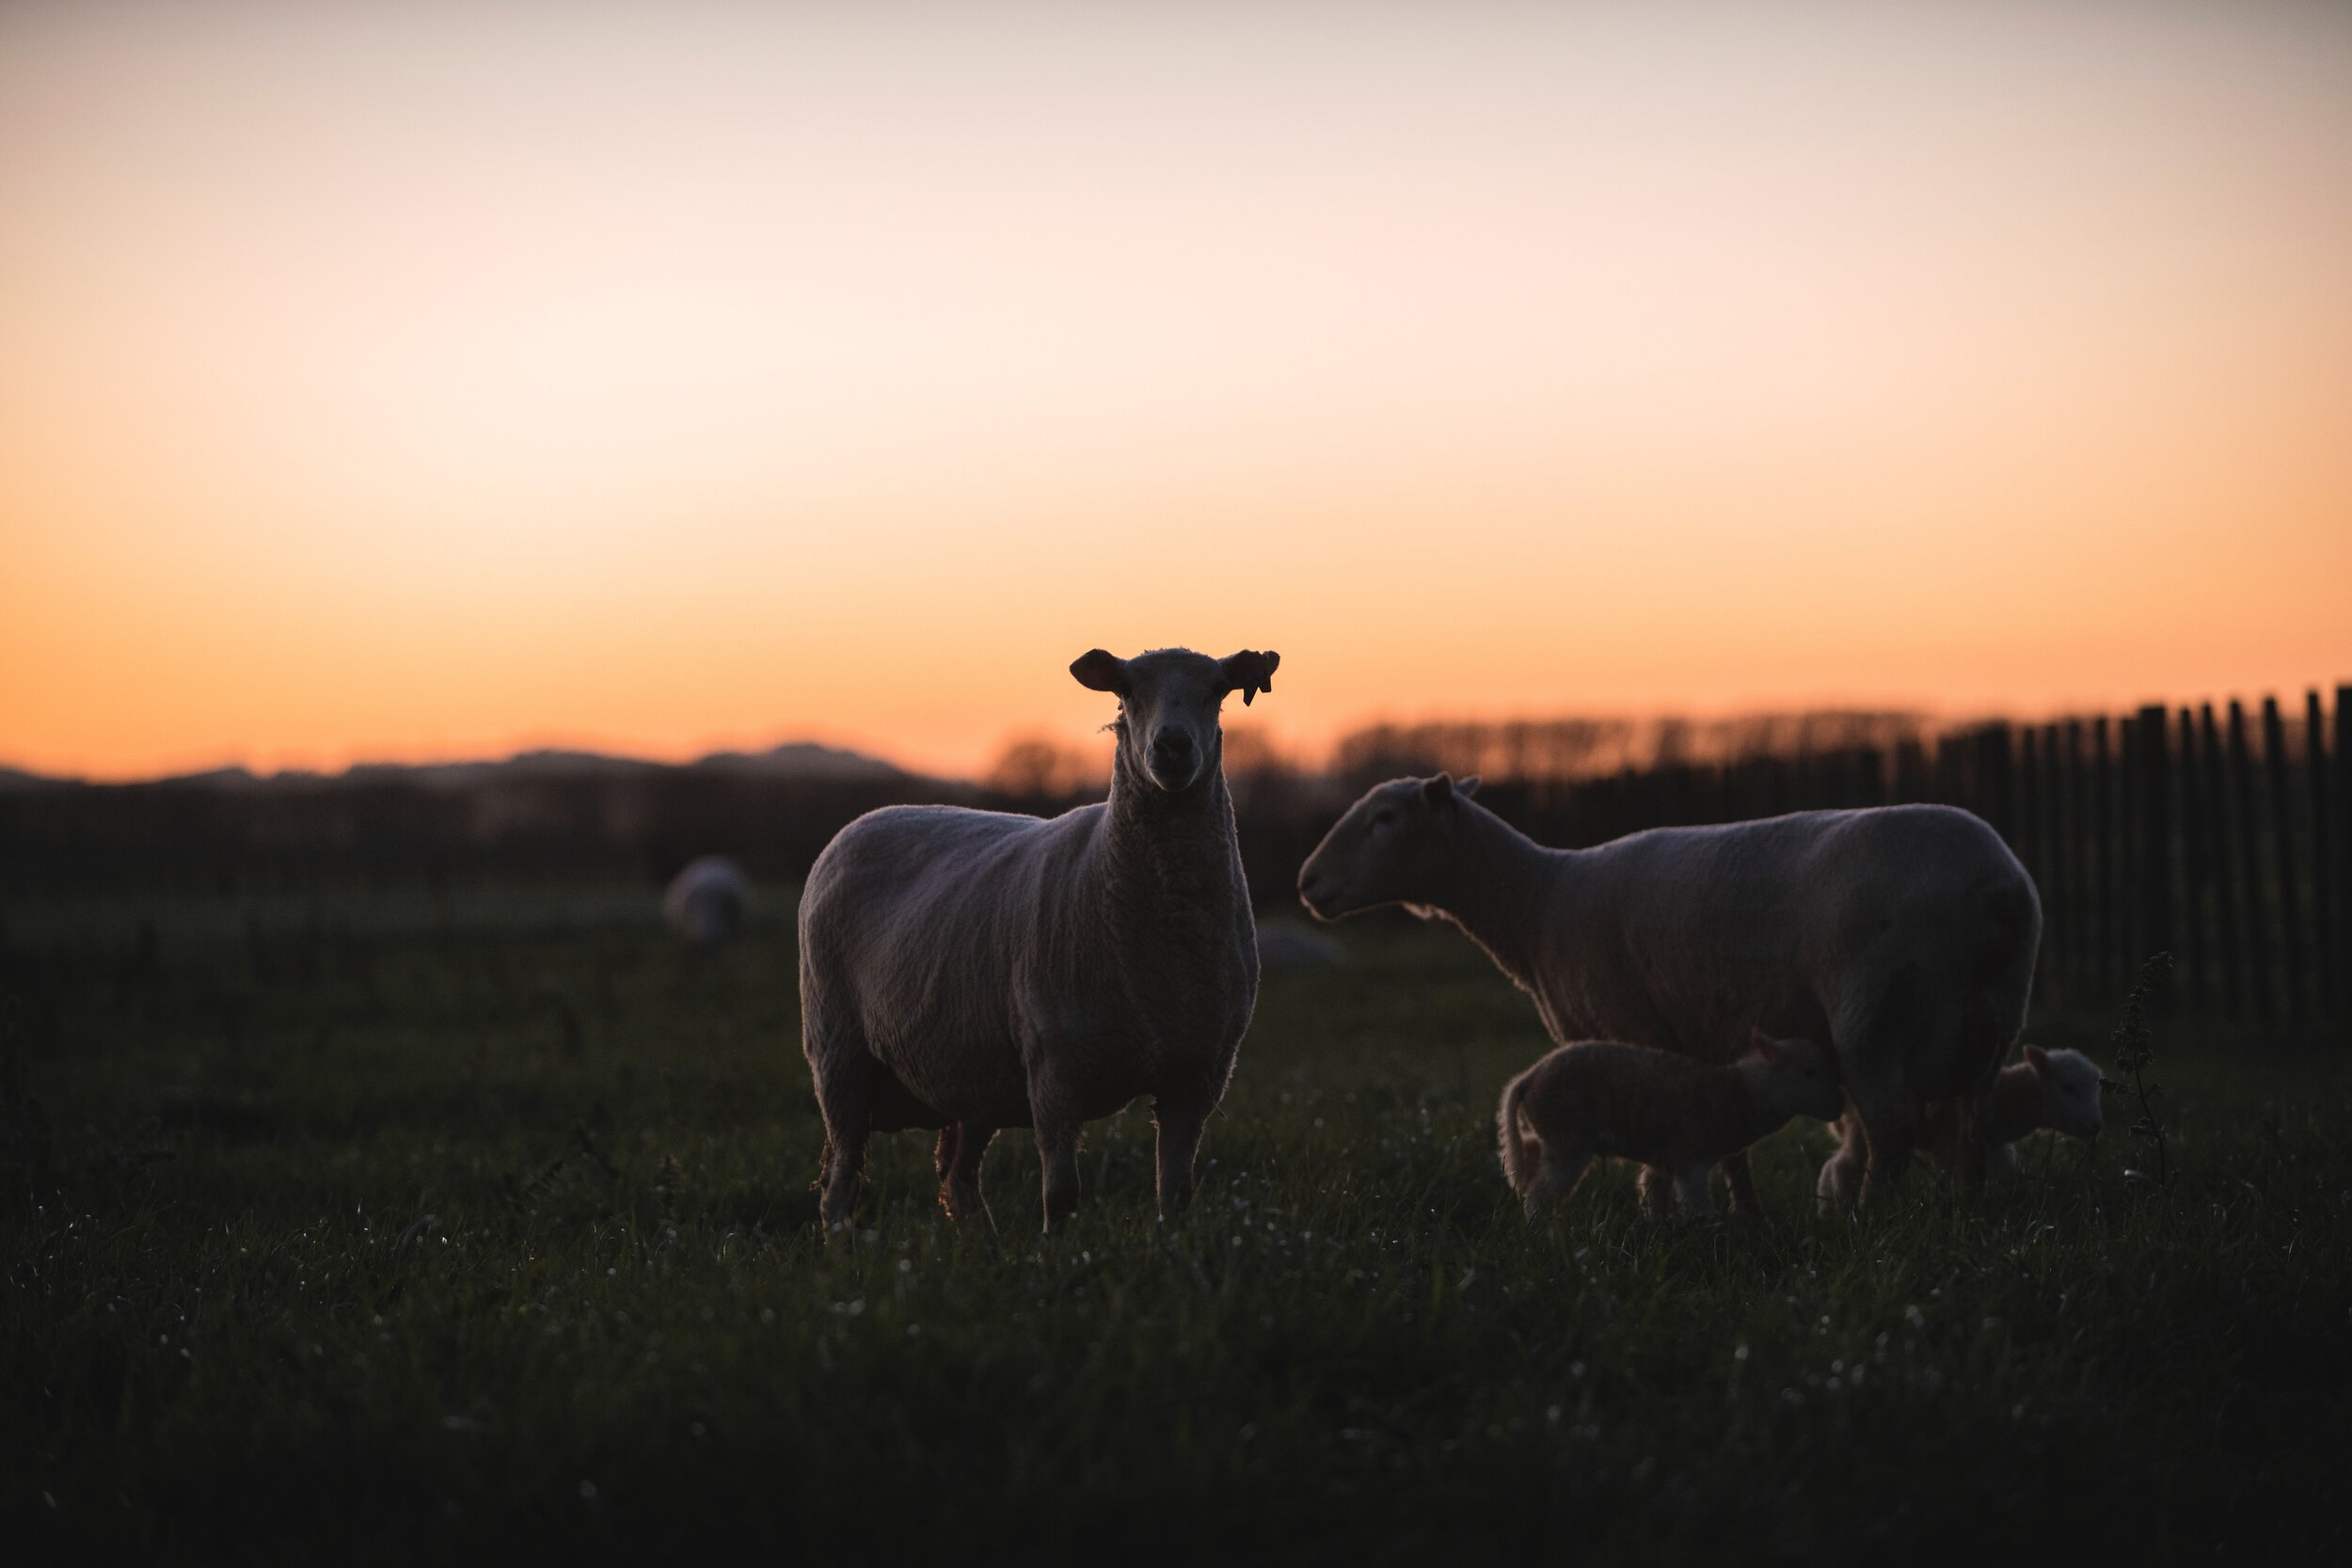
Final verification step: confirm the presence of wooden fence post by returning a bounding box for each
[1894,738,1928,804]
[2118,715,2139,989]
[2018,726,2042,876]
[2176,707,2209,1011]
[1935,734,1963,808]
[2093,717,2117,999]
[2263,697,2309,1021]
[2337,686,2352,1044]
[2201,704,2246,1017]
[2229,700,2276,1024]
[1979,723,2014,847]
[2041,722,2065,987]
[2067,721,2090,997]
[2312,689,2337,1025]
[2137,705,2172,980]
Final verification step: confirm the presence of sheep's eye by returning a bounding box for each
[1371,810,1399,830]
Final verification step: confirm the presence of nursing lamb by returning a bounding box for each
[1299,774,2040,1208]
[1818,1044,2103,1203]
[1498,1030,1847,1218]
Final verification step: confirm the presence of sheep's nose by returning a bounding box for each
[1151,729,1194,767]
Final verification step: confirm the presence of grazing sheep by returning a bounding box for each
[1817,1045,2102,1203]
[798,645,1279,1233]
[1498,1029,1846,1218]
[1298,774,2040,1208]
[663,856,751,951]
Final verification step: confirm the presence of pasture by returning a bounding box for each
[4,883,2347,1562]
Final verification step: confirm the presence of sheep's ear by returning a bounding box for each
[1456,775,1482,799]
[1070,649,1130,695]
[1746,1027,1780,1064]
[2025,1044,2050,1075]
[1219,649,1279,706]
[1422,773,1455,807]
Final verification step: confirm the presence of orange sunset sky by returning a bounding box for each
[3,1,2348,782]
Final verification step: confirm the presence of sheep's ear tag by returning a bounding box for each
[1221,649,1279,705]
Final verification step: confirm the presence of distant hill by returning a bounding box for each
[5,741,916,792]
[0,738,945,893]
[688,741,910,782]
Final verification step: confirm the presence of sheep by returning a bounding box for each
[1498,1029,1846,1218]
[1816,1044,2102,1204]
[1297,774,2041,1209]
[797,645,1279,1233]
[663,856,751,951]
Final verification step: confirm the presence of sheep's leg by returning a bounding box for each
[1028,1082,1083,1236]
[1523,1143,1591,1218]
[813,1059,875,1230]
[1721,1150,1763,1218]
[1816,1110,1867,1212]
[1675,1163,1718,1221]
[803,980,878,1229]
[1151,1093,1210,1218]
[1860,1117,1915,1206]
[1951,1088,1992,1191]
[1636,1165,1666,1215]
[935,1122,995,1227]
[1986,1140,2021,1182]
[1847,1074,1916,1209]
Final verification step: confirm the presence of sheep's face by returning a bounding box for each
[1297,773,1481,920]
[1071,646,1279,795]
[1742,1031,1847,1122]
[2027,1046,2105,1140]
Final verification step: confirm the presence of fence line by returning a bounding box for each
[7,680,2346,1033]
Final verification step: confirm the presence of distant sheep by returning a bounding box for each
[1817,1044,2103,1204]
[663,856,751,951]
[1498,1030,1846,1218]
[798,645,1279,1232]
[1299,775,2040,1208]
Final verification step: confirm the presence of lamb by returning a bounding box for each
[797,645,1279,1233]
[663,856,751,951]
[1816,1044,2103,1204]
[1297,774,2041,1208]
[1498,1030,1846,1218]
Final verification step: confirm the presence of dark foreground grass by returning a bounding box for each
[4,887,2348,1564]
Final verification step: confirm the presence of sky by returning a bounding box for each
[2,1,2348,781]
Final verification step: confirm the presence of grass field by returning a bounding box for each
[4,884,2348,1563]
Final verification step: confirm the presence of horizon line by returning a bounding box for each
[12,684,2349,789]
